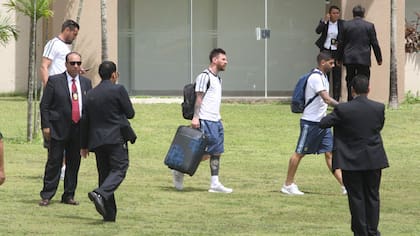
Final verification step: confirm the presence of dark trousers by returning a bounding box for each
[322,49,342,101]
[94,143,129,221]
[329,64,342,101]
[40,124,81,201]
[345,64,370,101]
[342,169,382,236]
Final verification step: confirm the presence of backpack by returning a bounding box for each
[181,72,210,120]
[290,69,322,113]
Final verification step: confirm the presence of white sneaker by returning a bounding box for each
[172,170,184,190]
[281,183,304,195]
[208,183,233,193]
[60,165,66,180]
[341,186,347,195]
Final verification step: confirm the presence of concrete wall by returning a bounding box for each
[0,0,412,103]
[0,0,31,93]
[0,0,118,93]
[405,54,420,95]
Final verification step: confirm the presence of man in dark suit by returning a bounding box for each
[315,5,344,101]
[320,75,389,236]
[81,61,135,222]
[39,52,92,206]
[337,5,382,101]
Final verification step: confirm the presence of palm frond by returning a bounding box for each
[3,0,53,21]
[0,15,19,46]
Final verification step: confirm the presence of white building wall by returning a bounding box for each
[0,1,29,94]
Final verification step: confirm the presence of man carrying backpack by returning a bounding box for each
[172,48,232,193]
[281,51,345,195]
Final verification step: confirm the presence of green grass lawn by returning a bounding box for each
[0,97,419,235]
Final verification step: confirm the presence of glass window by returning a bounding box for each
[118,0,325,96]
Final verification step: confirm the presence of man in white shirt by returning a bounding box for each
[281,52,345,195]
[172,48,232,193]
[40,19,80,87]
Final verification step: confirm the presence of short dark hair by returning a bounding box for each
[209,48,226,63]
[317,51,333,64]
[351,74,369,94]
[352,5,365,18]
[98,61,117,80]
[65,51,81,62]
[61,19,80,32]
[329,5,340,13]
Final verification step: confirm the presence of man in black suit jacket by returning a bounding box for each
[320,75,389,236]
[337,5,382,101]
[315,5,344,101]
[39,52,92,206]
[81,61,135,222]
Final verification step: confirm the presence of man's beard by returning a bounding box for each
[64,37,73,44]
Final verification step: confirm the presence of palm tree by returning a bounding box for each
[389,0,398,108]
[72,0,84,49]
[4,0,53,141]
[100,0,108,61]
[0,15,18,46]
[76,0,84,23]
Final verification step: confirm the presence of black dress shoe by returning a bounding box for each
[39,199,50,206]
[88,191,107,217]
[61,198,79,205]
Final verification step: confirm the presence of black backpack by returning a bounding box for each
[181,72,210,120]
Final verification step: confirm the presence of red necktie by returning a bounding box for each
[71,79,80,123]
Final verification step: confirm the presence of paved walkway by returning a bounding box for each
[131,96,291,104]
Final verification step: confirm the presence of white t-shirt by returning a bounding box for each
[42,37,72,76]
[301,68,329,122]
[195,69,222,121]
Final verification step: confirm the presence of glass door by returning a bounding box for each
[215,0,266,96]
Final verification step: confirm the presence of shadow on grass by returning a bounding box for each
[0,96,26,101]
[158,186,205,192]
[20,175,43,180]
[56,214,106,225]
[4,137,29,144]
[271,190,344,196]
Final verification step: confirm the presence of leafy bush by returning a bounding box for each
[404,90,420,104]
[405,12,420,53]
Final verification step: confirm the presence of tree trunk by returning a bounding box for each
[76,0,84,23]
[33,1,39,139]
[72,0,84,49]
[27,17,36,141]
[100,0,108,61]
[389,0,399,109]
[5,0,53,142]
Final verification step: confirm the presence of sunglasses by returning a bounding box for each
[69,61,82,66]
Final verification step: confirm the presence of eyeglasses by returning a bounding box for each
[69,61,82,66]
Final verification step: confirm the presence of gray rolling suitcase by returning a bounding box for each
[164,126,207,176]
